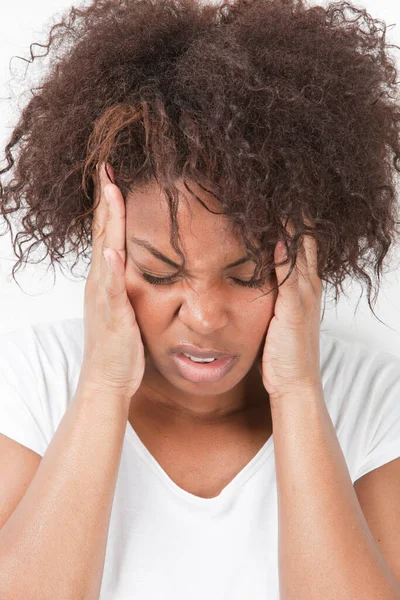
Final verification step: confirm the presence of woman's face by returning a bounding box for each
[124,178,278,418]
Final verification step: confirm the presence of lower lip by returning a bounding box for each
[171,353,237,382]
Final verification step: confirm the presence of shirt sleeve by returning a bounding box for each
[353,349,400,482]
[0,326,49,457]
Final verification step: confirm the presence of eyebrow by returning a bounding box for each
[129,236,253,269]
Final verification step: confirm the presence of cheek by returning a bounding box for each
[125,278,161,329]
[126,284,155,308]
[247,307,274,339]
[125,273,179,335]
[244,293,276,340]
[125,289,168,357]
[125,265,277,334]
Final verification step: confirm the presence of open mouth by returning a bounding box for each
[171,353,237,382]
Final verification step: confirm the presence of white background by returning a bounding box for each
[1,0,399,357]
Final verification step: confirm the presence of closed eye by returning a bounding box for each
[140,271,264,289]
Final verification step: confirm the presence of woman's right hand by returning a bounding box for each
[75,162,146,406]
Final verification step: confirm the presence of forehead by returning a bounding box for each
[125,179,245,254]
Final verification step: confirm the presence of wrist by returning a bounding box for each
[269,383,324,410]
[75,379,135,413]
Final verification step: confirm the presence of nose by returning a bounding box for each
[177,283,229,334]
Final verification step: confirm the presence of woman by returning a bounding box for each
[0,0,400,598]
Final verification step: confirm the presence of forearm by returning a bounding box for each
[0,386,130,600]
[270,387,400,600]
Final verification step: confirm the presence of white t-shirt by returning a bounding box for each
[0,317,400,600]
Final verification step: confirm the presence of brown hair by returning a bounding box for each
[1,0,400,324]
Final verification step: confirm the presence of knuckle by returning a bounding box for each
[92,219,105,238]
[104,282,120,299]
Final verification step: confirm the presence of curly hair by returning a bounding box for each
[1,0,400,324]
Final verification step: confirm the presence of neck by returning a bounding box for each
[129,361,270,429]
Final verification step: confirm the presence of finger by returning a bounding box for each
[99,164,127,286]
[276,216,322,306]
[275,237,299,294]
[282,216,313,286]
[294,214,322,296]
[103,249,134,330]
[89,162,112,281]
[92,162,111,236]
[276,218,300,290]
[300,216,321,288]
[302,231,318,276]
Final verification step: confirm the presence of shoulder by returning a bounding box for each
[0,317,84,437]
[319,329,400,393]
[319,329,400,484]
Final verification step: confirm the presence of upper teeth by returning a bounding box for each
[183,353,217,363]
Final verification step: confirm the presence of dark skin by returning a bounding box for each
[123,179,277,497]
[128,363,272,498]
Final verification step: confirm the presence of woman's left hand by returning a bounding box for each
[258,217,324,403]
